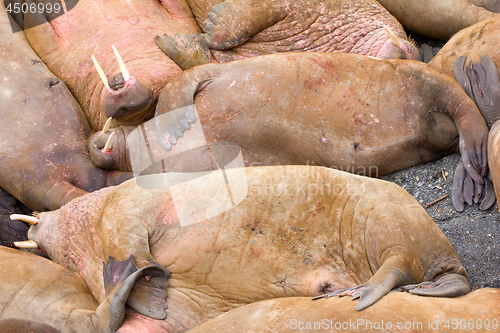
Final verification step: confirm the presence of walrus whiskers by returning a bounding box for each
[384,25,401,48]
[92,54,110,89]
[103,132,115,152]
[14,240,39,249]
[102,117,112,133]
[112,46,131,82]
[10,214,38,225]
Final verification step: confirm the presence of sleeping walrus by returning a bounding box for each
[13,166,469,332]
[89,52,491,211]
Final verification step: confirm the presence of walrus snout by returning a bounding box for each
[101,73,153,122]
[89,126,132,172]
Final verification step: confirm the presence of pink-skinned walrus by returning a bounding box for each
[156,0,420,70]
[186,289,500,333]
[0,245,167,333]
[13,166,470,332]
[14,0,201,129]
[89,52,490,211]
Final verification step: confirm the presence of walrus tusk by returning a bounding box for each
[10,214,38,225]
[92,54,110,89]
[104,131,115,152]
[103,117,112,133]
[112,45,131,82]
[367,56,381,60]
[14,241,39,249]
[384,26,401,48]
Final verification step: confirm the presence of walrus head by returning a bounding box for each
[92,47,154,125]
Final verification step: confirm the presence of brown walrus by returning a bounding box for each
[0,3,130,213]
[156,0,420,70]
[89,52,489,210]
[376,0,500,40]
[186,289,500,333]
[0,245,167,333]
[14,166,470,332]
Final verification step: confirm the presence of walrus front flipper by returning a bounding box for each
[314,255,412,310]
[155,33,210,70]
[155,67,214,151]
[400,274,470,297]
[102,255,169,326]
[197,0,286,50]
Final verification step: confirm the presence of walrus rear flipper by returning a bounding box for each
[400,274,470,297]
[102,255,169,327]
[454,55,500,128]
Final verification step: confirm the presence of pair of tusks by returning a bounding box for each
[92,45,131,90]
[9,214,39,249]
[102,117,115,152]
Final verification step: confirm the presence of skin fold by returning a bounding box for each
[187,289,500,333]
[25,166,468,332]
[0,246,166,333]
[89,52,489,211]
[376,0,500,40]
[17,0,201,130]
[0,4,130,212]
[156,0,420,70]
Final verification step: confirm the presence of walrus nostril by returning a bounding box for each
[108,73,125,91]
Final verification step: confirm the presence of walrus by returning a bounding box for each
[0,245,167,333]
[13,166,470,332]
[16,0,201,129]
[428,17,500,78]
[88,52,490,211]
[186,289,500,333]
[156,0,420,70]
[0,3,130,212]
[376,0,500,40]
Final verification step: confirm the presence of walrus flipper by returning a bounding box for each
[454,55,500,128]
[314,256,411,310]
[155,68,213,151]
[400,274,470,297]
[101,255,169,327]
[155,33,210,70]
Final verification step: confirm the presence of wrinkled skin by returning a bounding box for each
[89,52,489,211]
[17,0,201,129]
[156,0,420,70]
[376,0,500,40]
[187,289,500,333]
[0,5,130,211]
[0,246,166,333]
[26,166,469,332]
